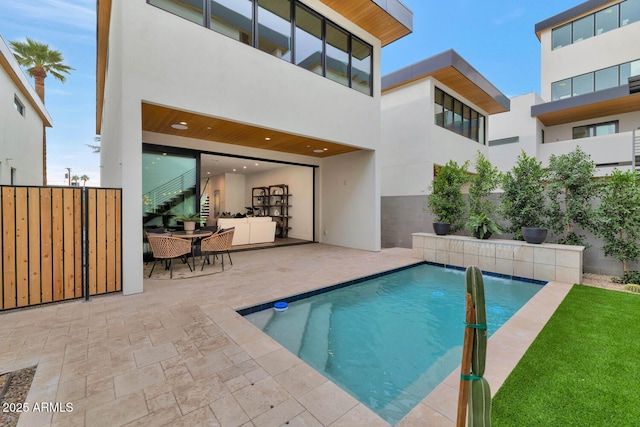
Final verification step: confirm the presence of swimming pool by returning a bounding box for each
[243,263,543,424]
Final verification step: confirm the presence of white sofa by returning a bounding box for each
[217,217,276,245]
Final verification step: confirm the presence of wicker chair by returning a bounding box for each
[200,228,235,271]
[147,235,193,279]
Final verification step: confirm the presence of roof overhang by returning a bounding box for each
[319,0,413,46]
[0,35,52,127]
[534,0,618,40]
[96,0,411,134]
[96,0,111,134]
[531,85,640,126]
[381,49,510,115]
[141,103,361,158]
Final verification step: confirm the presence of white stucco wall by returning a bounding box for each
[488,92,543,172]
[380,77,489,197]
[101,0,384,294]
[540,16,640,100]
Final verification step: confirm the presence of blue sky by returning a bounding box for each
[0,0,581,186]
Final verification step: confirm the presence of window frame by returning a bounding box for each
[572,120,619,139]
[14,95,25,117]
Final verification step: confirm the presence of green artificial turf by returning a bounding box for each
[492,285,640,426]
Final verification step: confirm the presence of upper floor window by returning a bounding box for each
[573,121,619,139]
[552,0,640,50]
[14,95,25,116]
[434,87,485,145]
[148,0,373,96]
[551,59,640,100]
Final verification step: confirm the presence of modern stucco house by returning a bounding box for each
[97,0,413,294]
[379,49,510,248]
[489,0,640,175]
[0,34,51,186]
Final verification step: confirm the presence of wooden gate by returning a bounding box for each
[0,186,122,311]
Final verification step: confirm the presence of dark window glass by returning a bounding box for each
[149,0,205,24]
[453,100,463,133]
[325,23,349,87]
[572,15,594,43]
[351,37,372,95]
[573,121,618,139]
[478,115,485,145]
[443,94,454,130]
[470,110,479,141]
[14,95,25,116]
[295,5,323,75]
[572,73,594,96]
[596,4,619,35]
[210,0,253,45]
[434,88,444,126]
[257,0,292,61]
[595,66,619,91]
[462,105,471,137]
[552,79,571,100]
[552,23,571,50]
[621,0,640,26]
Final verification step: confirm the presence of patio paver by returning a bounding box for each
[0,244,570,426]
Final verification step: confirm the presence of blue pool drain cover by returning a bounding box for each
[274,301,288,311]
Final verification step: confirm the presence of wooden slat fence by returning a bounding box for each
[0,186,122,311]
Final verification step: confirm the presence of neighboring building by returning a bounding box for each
[0,34,52,185]
[488,0,640,275]
[379,49,510,248]
[490,0,640,175]
[97,0,413,294]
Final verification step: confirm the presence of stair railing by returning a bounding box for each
[143,168,196,214]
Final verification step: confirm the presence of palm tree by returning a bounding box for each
[80,175,90,187]
[71,175,80,186]
[9,37,74,185]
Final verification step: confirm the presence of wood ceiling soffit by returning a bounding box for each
[141,104,360,157]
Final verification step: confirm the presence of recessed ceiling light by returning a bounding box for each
[162,153,167,156]
[265,137,271,141]
[255,163,259,166]
[243,166,247,169]
[207,171,210,175]
[171,124,188,130]
[233,168,236,172]
[313,149,324,153]
[179,121,187,125]
[307,145,311,148]
[206,126,212,130]
[323,148,328,151]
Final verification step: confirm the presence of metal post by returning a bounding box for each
[83,186,91,302]
[633,129,638,172]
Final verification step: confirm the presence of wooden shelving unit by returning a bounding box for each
[251,184,291,238]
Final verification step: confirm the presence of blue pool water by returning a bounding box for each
[243,263,542,424]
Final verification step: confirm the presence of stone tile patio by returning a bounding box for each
[0,244,571,426]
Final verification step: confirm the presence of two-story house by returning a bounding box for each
[97,0,413,294]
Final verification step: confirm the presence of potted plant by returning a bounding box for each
[425,160,470,235]
[465,152,502,239]
[499,151,549,243]
[174,212,202,233]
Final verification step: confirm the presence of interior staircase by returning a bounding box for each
[143,168,196,227]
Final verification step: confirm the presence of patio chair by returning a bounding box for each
[147,235,193,279]
[200,228,235,271]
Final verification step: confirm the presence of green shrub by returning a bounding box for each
[612,271,640,284]
[426,160,470,233]
[623,284,640,293]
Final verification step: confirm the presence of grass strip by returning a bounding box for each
[492,285,640,426]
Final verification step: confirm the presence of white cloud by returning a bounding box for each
[9,0,95,33]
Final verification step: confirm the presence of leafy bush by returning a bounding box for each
[612,271,640,285]
[623,284,640,293]
[499,151,548,240]
[547,147,600,246]
[595,170,640,273]
[426,160,470,233]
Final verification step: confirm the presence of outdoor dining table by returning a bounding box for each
[172,230,213,271]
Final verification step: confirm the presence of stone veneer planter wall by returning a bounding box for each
[412,233,584,284]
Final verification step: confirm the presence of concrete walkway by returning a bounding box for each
[0,244,571,426]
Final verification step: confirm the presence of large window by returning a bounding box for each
[149,0,205,24]
[551,59,640,100]
[552,0,640,50]
[257,0,291,60]
[210,0,253,45]
[573,121,619,139]
[148,0,374,95]
[295,5,323,75]
[434,87,486,144]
